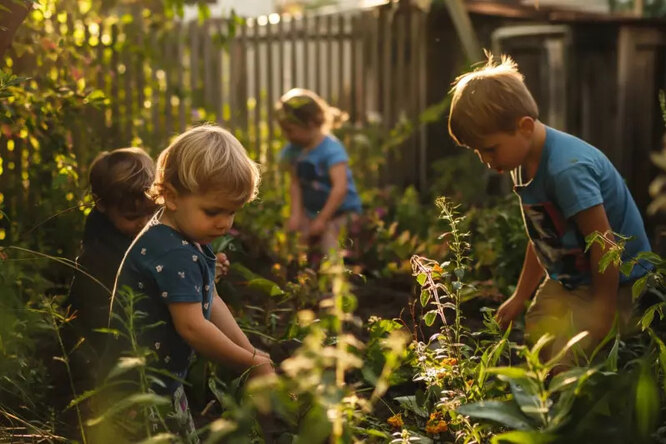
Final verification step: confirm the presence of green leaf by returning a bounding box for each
[420,289,430,306]
[417,273,427,286]
[247,277,284,297]
[87,393,170,426]
[635,360,660,439]
[394,395,429,417]
[457,400,535,430]
[548,367,588,393]
[107,356,146,379]
[491,430,557,444]
[507,379,545,425]
[136,433,177,444]
[487,366,529,379]
[632,274,649,302]
[423,310,438,327]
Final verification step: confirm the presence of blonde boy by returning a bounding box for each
[112,125,272,442]
[448,55,651,365]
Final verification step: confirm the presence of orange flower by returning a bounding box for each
[425,420,448,434]
[441,357,458,366]
[387,413,404,428]
[425,411,448,434]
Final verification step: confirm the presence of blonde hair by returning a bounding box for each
[149,124,261,205]
[89,147,155,213]
[276,88,349,131]
[448,52,539,149]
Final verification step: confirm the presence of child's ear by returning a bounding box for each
[162,184,179,211]
[517,116,535,136]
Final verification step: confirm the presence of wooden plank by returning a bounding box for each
[110,24,120,143]
[164,24,174,139]
[253,18,261,158]
[395,9,407,185]
[277,14,285,93]
[203,20,214,111]
[417,10,428,191]
[122,22,133,143]
[369,9,379,125]
[290,15,297,88]
[266,18,275,163]
[151,31,161,145]
[176,21,186,132]
[337,14,345,110]
[134,8,145,133]
[230,19,248,134]
[326,14,333,103]
[303,14,310,88]
[349,14,358,122]
[189,20,200,113]
[314,15,321,92]
[214,20,224,125]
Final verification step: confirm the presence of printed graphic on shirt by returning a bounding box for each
[523,201,589,288]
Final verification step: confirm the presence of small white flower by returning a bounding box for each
[161,291,168,298]
[154,342,161,350]
[140,248,147,255]
[137,282,144,289]
[155,265,163,272]
[181,240,188,246]
[205,285,210,291]
[195,285,201,292]
[164,355,171,363]
[178,271,185,278]
[203,302,209,310]
[192,255,198,262]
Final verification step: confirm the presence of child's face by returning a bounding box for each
[474,125,533,173]
[279,121,318,148]
[104,205,154,237]
[164,189,242,245]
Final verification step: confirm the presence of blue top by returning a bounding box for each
[280,134,362,218]
[114,221,217,394]
[514,126,651,289]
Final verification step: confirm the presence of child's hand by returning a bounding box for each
[308,217,326,238]
[495,294,526,330]
[215,252,230,282]
[287,215,302,232]
[253,348,271,359]
[250,357,275,378]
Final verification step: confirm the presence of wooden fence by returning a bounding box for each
[13,2,428,183]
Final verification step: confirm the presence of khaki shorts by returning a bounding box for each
[524,278,634,368]
[298,213,359,255]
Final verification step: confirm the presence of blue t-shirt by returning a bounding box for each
[514,126,651,289]
[114,221,217,394]
[280,135,362,217]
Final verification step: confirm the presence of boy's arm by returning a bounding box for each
[168,302,273,376]
[496,241,545,329]
[311,163,347,233]
[573,203,619,340]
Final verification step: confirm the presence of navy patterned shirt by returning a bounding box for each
[114,221,216,393]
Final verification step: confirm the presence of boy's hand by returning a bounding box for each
[287,215,302,232]
[495,294,526,330]
[215,252,230,282]
[588,295,615,340]
[308,217,327,238]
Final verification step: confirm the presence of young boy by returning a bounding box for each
[448,54,652,365]
[68,147,157,375]
[111,125,273,442]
